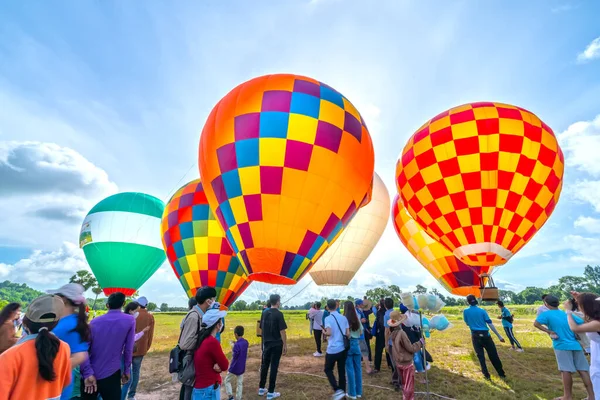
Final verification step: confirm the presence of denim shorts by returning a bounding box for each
[554,349,589,372]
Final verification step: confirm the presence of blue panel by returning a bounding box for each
[174,259,184,277]
[327,221,344,243]
[222,169,243,198]
[307,235,326,260]
[179,222,194,239]
[192,204,210,221]
[259,112,289,138]
[235,139,260,167]
[219,201,236,228]
[287,254,306,279]
[226,229,238,253]
[320,86,344,108]
[173,241,185,259]
[290,92,320,119]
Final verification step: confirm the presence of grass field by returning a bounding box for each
[133,308,590,400]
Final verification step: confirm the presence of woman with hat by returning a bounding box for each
[0,294,72,400]
[388,310,423,400]
[47,283,91,400]
[193,303,229,400]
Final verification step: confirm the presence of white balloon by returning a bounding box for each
[310,172,390,286]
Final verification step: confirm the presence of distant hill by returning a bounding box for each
[0,280,44,306]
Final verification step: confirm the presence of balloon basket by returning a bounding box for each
[479,274,499,302]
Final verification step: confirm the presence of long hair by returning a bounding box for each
[124,301,140,315]
[22,316,60,381]
[344,301,360,332]
[577,292,600,322]
[63,298,91,343]
[197,320,221,349]
[0,302,20,326]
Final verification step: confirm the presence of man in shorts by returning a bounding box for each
[534,295,595,400]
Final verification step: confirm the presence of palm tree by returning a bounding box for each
[91,286,103,310]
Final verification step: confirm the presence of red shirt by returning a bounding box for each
[194,335,229,389]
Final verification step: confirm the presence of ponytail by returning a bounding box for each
[24,317,60,382]
[74,302,91,342]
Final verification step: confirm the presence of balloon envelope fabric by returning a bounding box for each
[161,179,250,308]
[310,173,389,285]
[396,102,564,267]
[79,192,166,296]
[392,195,485,297]
[198,74,375,285]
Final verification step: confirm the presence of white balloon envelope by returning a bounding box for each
[309,172,390,286]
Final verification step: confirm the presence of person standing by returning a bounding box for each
[81,292,135,400]
[344,301,363,400]
[535,294,595,400]
[355,299,373,364]
[179,286,218,400]
[47,283,91,400]
[463,294,506,380]
[225,326,249,400]
[193,305,229,399]
[309,302,324,357]
[383,298,399,389]
[121,296,154,400]
[389,311,423,400]
[259,294,287,400]
[324,299,350,400]
[372,300,387,373]
[0,294,72,400]
[496,301,523,352]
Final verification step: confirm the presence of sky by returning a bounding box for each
[0,0,599,307]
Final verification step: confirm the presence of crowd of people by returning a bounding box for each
[2,285,600,400]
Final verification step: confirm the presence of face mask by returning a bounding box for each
[133,312,139,319]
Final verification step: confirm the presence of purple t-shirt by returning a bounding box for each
[228,338,248,375]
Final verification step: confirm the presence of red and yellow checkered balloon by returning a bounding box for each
[199,74,375,285]
[396,102,564,267]
[392,195,487,296]
[161,179,250,308]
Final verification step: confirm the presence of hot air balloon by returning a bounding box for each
[392,195,487,297]
[161,179,250,308]
[79,192,166,296]
[198,74,375,284]
[310,172,389,286]
[396,102,564,267]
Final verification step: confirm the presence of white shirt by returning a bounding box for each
[325,312,349,355]
[537,305,549,316]
[308,308,324,330]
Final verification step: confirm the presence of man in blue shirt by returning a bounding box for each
[463,295,506,380]
[534,295,594,400]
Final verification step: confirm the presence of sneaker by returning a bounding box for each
[516,348,524,353]
[267,393,281,399]
[357,396,362,399]
[508,347,514,351]
[332,390,346,400]
[258,388,267,396]
[313,351,323,357]
[347,396,357,399]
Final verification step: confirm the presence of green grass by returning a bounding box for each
[135,309,590,399]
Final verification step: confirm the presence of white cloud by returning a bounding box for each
[577,37,600,63]
[558,114,600,176]
[571,180,600,212]
[564,234,600,264]
[574,216,600,234]
[0,242,87,287]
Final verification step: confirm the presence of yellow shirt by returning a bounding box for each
[0,336,71,400]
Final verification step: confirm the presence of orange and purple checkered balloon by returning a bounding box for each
[199,74,375,285]
[396,102,564,267]
[161,179,250,308]
[392,195,487,297]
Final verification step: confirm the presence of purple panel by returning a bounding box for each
[214,206,227,230]
[321,213,340,238]
[211,176,228,204]
[163,232,172,248]
[238,222,254,248]
[293,79,320,97]
[341,201,357,225]
[262,90,292,112]
[279,251,296,278]
[315,121,343,153]
[284,140,313,171]
[343,111,362,142]
[240,250,252,274]
[234,113,260,141]
[260,166,283,195]
[199,270,209,286]
[179,193,194,208]
[217,143,238,173]
[207,253,220,269]
[167,211,179,228]
[244,194,263,221]
[298,230,318,257]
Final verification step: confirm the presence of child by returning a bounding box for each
[389,310,423,400]
[226,325,249,400]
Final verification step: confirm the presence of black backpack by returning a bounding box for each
[169,312,200,375]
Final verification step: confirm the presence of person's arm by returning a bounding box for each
[533,320,553,334]
[566,311,600,333]
[179,313,199,351]
[134,331,145,342]
[214,341,230,372]
[463,310,468,325]
[400,330,422,354]
[123,319,135,378]
[385,327,390,345]
[70,352,88,368]
[484,311,505,342]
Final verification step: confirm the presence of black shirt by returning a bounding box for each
[261,308,287,348]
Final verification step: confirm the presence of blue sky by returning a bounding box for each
[0,0,599,306]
